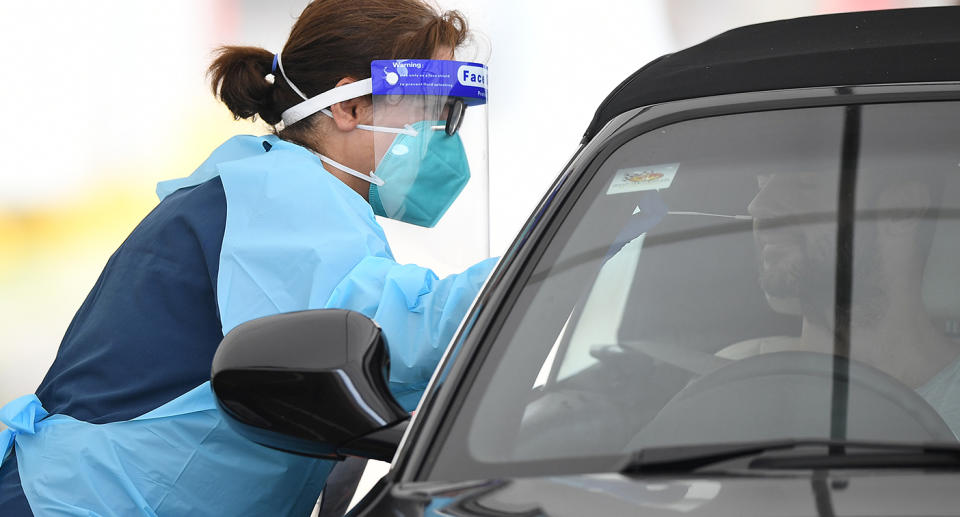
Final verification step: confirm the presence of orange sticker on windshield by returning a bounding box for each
[607,163,679,195]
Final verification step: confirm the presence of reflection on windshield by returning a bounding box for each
[430,101,960,481]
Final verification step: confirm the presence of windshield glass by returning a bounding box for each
[429,101,960,480]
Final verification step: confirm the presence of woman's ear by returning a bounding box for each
[328,77,372,132]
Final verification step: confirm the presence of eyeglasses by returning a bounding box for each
[383,95,465,135]
[430,98,466,136]
[445,98,466,136]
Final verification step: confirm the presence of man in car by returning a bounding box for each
[718,164,960,434]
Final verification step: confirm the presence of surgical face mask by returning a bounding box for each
[308,114,471,228]
[368,119,471,228]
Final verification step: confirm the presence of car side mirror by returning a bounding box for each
[211,309,410,461]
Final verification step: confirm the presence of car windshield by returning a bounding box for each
[428,100,960,480]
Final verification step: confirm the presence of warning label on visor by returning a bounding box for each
[371,59,487,105]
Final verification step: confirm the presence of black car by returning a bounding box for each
[212,7,960,516]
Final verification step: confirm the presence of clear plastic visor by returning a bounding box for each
[372,93,486,170]
[370,59,490,273]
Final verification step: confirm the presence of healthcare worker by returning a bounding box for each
[0,0,496,515]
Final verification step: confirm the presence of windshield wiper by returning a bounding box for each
[622,439,960,474]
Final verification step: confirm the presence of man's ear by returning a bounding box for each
[877,181,933,237]
[328,78,371,132]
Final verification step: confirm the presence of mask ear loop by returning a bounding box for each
[319,109,417,136]
[308,150,386,187]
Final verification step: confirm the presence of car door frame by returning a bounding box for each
[387,82,960,485]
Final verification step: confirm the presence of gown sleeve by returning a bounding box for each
[325,256,498,410]
[215,146,498,411]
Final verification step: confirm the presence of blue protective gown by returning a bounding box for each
[0,135,497,516]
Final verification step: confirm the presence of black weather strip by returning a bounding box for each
[830,101,861,449]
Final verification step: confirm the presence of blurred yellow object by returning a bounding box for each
[0,100,266,408]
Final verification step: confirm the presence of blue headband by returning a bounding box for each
[271,54,278,73]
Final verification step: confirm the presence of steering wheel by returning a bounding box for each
[626,351,956,451]
[615,339,731,376]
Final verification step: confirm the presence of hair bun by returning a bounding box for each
[208,46,281,124]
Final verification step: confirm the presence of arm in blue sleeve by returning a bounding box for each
[324,257,498,410]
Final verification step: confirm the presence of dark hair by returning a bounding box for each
[208,0,468,139]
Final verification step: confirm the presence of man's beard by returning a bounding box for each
[758,226,888,328]
[758,241,804,300]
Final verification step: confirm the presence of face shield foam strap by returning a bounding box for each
[275,52,412,187]
[280,79,374,127]
[276,51,376,128]
[276,52,414,138]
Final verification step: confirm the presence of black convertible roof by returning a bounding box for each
[583,6,960,142]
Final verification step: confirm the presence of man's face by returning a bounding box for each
[748,171,892,326]
[747,172,839,316]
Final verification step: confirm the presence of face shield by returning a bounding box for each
[369,59,488,229]
[278,57,490,273]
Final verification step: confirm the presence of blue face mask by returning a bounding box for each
[367,120,471,228]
